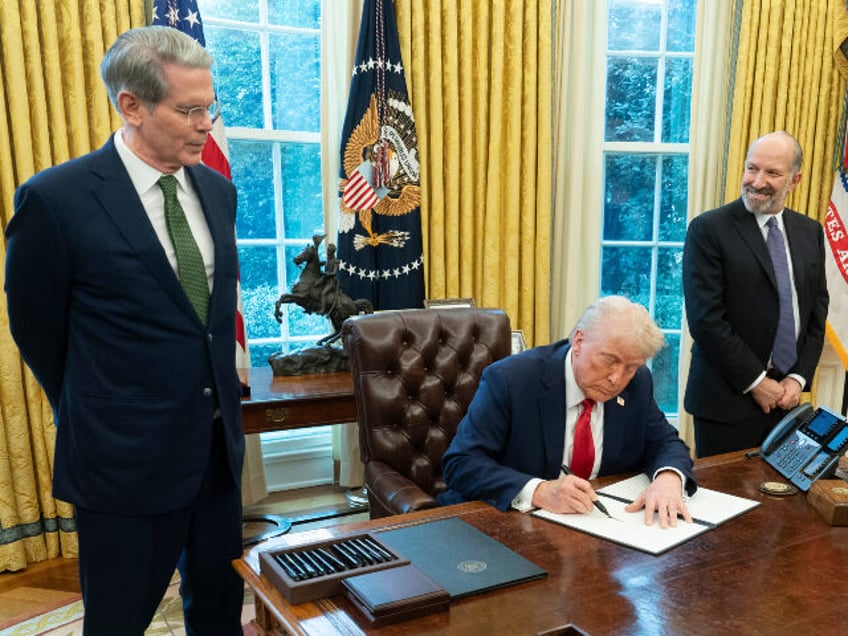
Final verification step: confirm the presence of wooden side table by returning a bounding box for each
[239,367,358,545]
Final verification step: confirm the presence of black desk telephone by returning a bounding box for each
[761,403,848,491]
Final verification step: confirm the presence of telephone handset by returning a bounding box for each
[761,403,848,491]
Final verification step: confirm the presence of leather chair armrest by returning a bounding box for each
[366,460,439,518]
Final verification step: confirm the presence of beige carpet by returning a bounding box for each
[0,587,81,635]
[0,575,256,636]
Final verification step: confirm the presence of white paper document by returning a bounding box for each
[531,474,760,555]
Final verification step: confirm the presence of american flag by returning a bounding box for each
[152,0,250,369]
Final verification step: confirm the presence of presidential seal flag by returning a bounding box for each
[152,0,249,368]
[337,0,425,310]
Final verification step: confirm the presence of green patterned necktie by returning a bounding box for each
[158,175,209,323]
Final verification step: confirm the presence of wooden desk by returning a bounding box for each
[240,367,355,435]
[235,451,848,635]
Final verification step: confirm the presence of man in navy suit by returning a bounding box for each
[5,27,244,635]
[683,131,829,457]
[439,296,696,528]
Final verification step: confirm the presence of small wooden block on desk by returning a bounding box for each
[807,479,848,526]
[343,563,450,627]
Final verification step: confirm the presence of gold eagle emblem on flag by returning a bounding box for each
[340,92,421,251]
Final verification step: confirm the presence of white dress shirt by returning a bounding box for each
[113,130,215,293]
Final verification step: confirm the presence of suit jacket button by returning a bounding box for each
[202,387,213,398]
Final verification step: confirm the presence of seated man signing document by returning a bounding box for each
[438,296,697,527]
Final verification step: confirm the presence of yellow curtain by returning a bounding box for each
[395,0,553,345]
[0,0,145,572]
[723,0,847,223]
[549,0,606,343]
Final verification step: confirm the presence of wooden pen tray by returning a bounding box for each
[258,532,410,604]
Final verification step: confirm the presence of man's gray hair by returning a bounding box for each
[570,295,665,358]
[100,26,213,110]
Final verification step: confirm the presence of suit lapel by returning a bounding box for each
[89,139,205,323]
[731,201,777,289]
[538,343,569,476]
[186,165,230,323]
[782,211,807,299]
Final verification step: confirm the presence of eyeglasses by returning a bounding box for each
[173,100,221,125]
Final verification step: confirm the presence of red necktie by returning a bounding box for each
[570,398,596,479]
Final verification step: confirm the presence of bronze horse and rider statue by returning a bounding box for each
[273,234,373,350]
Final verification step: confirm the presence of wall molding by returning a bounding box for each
[261,427,334,492]
[816,341,846,414]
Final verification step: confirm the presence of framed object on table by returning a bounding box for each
[424,298,477,309]
[511,330,526,354]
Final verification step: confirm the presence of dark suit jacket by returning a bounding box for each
[437,340,696,511]
[682,198,829,421]
[5,137,245,516]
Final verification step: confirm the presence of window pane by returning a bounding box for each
[230,140,276,239]
[605,57,657,142]
[269,0,320,28]
[288,307,328,338]
[239,246,282,339]
[656,247,683,328]
[203,26,263,129]
[602,0,697,418]
[667,0,697,52]
[269,32,320,131]
[601,246,652,308]
[250,343,281,369]
[283,244,306,292]
[662,57,692,143]
[659,155,688,242]
[199,0,258,22]
[604,154,656,241]
[608,0,661,51]
[281,143,323,236]
[651,333,679,414]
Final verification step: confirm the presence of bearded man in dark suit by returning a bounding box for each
[683,131,829,457]
[5,26,244,635]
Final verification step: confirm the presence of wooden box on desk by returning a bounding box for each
[258,532,410,604]
[807,480,848,526]
[342,563,450,627]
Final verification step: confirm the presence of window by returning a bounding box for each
[197,0,333,487]
[601,0,696,415]
[198,0,328,369]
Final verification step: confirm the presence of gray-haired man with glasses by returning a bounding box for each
[6,25,244,635]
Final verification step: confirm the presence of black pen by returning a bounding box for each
[289,551,318,578]
[317,547,348,571]
[300,549,331,576]
[277,553,306,580]
[560,464,614,519]
[352,537,385,563]
[274,553,302,580]
[332,542,363,568]
[343,539,375,565]
[362,537,395,562]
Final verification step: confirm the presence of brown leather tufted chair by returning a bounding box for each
[342,308,512,518]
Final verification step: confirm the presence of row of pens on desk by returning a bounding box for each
[274,536,397,581]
